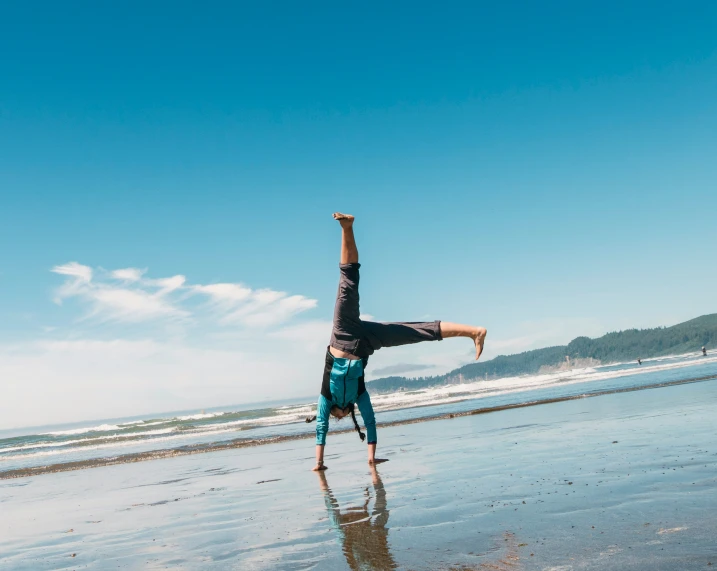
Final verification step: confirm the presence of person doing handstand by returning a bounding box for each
[310,213,487,471]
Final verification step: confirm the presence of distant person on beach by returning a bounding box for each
[703,346,707,356]
[309,213,487,471]
[637,359,642,365]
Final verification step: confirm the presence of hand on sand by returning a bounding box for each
[474,327,487,360]
[368,458,388,465]
[332,212,354,228]
[312,463,328,471]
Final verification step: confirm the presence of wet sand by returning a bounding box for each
[2,379,716,570]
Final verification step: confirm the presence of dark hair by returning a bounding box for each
[348,403,366,442]
[305,404,365,442]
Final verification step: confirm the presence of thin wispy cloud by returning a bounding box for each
[52,263,187,322]
[53,261,93,282]
[111,267,145,282]
[51,262,317,327]
[194,283,317,327]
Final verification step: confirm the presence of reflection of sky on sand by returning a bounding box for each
[1,378,716,569]
[315,468,523,571]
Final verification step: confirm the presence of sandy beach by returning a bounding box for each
[2,378,716,570]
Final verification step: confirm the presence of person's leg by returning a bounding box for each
[334,212,358,264]
[362,320,487,360]
[329,213,363,356]
[440,321,487,360]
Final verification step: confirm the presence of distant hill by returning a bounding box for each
[367,313,717,394]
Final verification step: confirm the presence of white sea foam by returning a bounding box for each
[1,438,89,454]
[1,412,317,462]
[194,414,306,432]
[43,424,122,436]
[0,427,249,462]
[41,418,175,438]
[189,405,314,433]
[1,428,178,455]
[367,354,717,413]
[176,412,225,421]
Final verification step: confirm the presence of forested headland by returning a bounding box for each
[367,313,717,394]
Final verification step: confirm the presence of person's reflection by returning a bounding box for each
[316,466,397,570]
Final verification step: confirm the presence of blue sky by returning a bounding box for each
[1,1,716,428]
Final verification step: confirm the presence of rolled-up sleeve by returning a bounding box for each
[356,391,377,444]
[316,395,332,445]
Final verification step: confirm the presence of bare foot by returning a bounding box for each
[332,212,354,228]
[368,458,388,465]
[474,327,487,360]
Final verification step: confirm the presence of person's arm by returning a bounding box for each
[315,444,326,471]
[356,391,388,465]
[314,395,331,471]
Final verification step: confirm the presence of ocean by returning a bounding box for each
[2,351,716,479]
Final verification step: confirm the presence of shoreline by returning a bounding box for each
[2,377,716,569]
[3,372,716,481]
